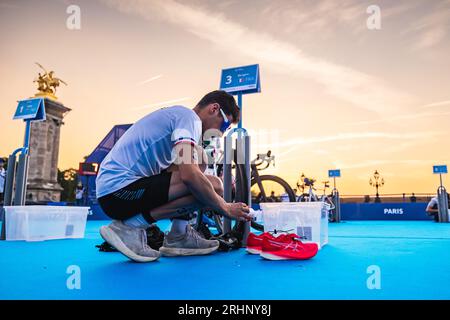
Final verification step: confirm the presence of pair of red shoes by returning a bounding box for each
[247,232,318,260]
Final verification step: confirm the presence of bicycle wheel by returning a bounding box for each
[250,175,296,231]
[193,149,245,237]
[231,159,254,235]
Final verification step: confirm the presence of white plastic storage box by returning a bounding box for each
[260,202,329,248]
[3,206,90,241]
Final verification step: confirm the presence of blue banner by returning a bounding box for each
[341,202,430,220]
[13,98,46,121]
[433,165,447,174]
[328,169,341,178]
[220,64,261,95]
[251,202,431,221]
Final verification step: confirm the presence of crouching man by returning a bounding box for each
[96,90,251,262]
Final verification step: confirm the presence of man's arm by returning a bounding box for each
[173,143,251,221]
[426,199,438,213]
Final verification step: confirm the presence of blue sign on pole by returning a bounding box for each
[220,64,261,95]
[329,169,341,178]
[13,98,46,121]
[433,165,447,174]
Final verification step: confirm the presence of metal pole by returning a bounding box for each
[437,186,449,223]
[237,93,243,129]
[242,134,251,246]
[333,189,341,223]
[23,120,31,152]
[3,154,17,206]
[11,120,32,206]
[13,153,29,205]
[223,135,233,233]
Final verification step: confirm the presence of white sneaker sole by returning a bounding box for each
[159,244,220,257]
[246,248,261,255]
[260,252,290,260]
[260,252,315,260]
[100,226,160,263]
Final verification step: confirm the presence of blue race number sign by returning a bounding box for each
[433,165,447,174]
[13,98,46,121]
[328,169,341,178]
[220,64,261,95]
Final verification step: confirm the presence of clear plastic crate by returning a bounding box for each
[260,202,329,248]
[3,206,90,242]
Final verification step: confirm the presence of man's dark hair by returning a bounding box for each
[196,90,240,123]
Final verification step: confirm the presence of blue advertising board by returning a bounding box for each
[433,165,447,174]
[328,169,341,178]
[13,98,46,121]
[341,202,429,220]
[220,64,260,95]
[251,202,430,221]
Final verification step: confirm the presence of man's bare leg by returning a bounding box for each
[146,168,222,256]
[150,195,200,221]
[150,170,223,235]
[123,169,222,229]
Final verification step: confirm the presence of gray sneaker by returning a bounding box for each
[100,220,160,262]
[159,224,220,257]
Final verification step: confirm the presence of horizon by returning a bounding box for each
[1,0,449,195]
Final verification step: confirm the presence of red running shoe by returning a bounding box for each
[246,232,274,254]
[260,236,319,260]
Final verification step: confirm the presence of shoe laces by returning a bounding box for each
[269,228,295,235]
[267,229,306,242]
[140,229,150,250]
[186,225,203,245]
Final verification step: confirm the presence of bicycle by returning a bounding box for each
[296,173,336,221]
[248,151,297,230]
[192,142,296,236]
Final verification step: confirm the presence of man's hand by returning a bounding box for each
[225,202,252,221]
[173,142,252,222]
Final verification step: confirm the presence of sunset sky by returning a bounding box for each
[0,0,449,195]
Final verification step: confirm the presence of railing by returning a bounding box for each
[339,193,435,203]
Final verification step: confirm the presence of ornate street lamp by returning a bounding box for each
[369,170,385,202]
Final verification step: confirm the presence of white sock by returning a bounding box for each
[123,214,151,229]
[170,219,189,235]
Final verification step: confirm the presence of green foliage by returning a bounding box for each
[57,168,79,202]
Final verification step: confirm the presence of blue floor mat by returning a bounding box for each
[0,220,449,300]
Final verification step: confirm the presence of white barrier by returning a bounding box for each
[3,206,89,241]
[260,202,329,248]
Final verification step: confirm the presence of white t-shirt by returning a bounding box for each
[427,197,438,210]
[96,106,202,198]
[75,189,84,200]
[0,167,5,193]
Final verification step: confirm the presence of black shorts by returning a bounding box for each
[98,171,172,224]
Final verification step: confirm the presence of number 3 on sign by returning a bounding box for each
[225,75,232,84]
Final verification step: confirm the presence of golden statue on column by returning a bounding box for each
[33,62,67,100]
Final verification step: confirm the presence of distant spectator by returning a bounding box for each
[426,193,449,222]
[75,184,84,206]
[269,191,277,202]
[402,193,406,202]
[410,193,417,203]
[0,158,5,203]
[426,196,439,221]
[364,195,370,203]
